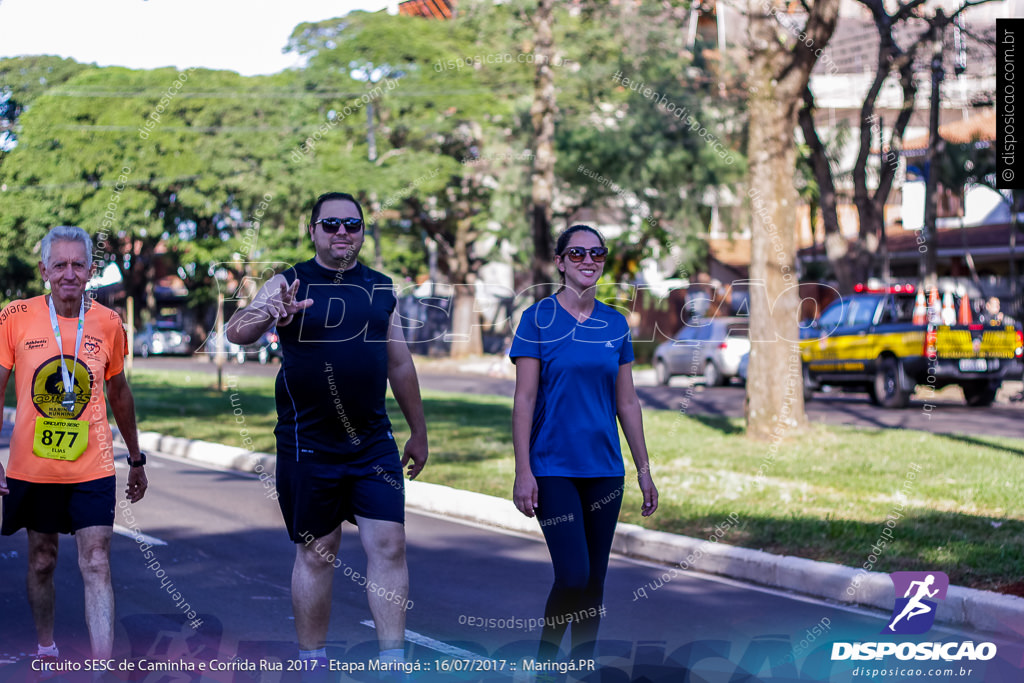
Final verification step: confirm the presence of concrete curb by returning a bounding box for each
[4,410,1021,640]
[133,430,276,475]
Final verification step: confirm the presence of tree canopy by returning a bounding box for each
[0,1,749,352]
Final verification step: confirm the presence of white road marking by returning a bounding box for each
[112,525,167,546]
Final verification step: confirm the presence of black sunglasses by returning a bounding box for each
[314,217,364,234]
[562,246,608,263]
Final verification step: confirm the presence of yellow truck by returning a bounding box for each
[800,287,1023,408]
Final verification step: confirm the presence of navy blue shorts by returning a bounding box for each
[275,437,405,543]
[1,476,116,536]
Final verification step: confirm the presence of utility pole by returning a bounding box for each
[1011,191,1019,303]
[529,0,557,302]
[352,62,385,270]
[366,98,383,270]
[878,115,890,283]
[920,12,945,291]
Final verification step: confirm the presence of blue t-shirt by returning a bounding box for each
[274,259,397,462]
[509,296,634,477]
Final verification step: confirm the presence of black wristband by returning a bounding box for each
[127,452,147,468]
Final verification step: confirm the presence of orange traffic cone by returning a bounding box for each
[927,287,941,323]
[957,292,972,325]
[912,290,927,325]
[941,291,956,326]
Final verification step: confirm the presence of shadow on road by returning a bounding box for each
[810,395,894,432]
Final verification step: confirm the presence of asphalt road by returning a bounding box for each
[1,432,1023,682]
[133,356,1024,440]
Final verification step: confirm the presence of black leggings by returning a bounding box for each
[534,475,624,661]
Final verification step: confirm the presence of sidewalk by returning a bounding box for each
[101,419,1024,641]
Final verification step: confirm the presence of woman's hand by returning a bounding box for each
[513,472,539,518]
[638,470,658,517]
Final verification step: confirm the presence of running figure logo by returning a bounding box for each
[883,571,949,634]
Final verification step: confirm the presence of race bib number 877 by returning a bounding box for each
[33,417,89,461]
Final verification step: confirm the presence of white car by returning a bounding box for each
[653,317,751,386]
[133,322,191,357]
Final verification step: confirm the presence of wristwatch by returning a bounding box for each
[127,452,147,468]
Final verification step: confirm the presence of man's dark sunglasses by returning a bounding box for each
[562,246,608,263]
[314,217,364,234]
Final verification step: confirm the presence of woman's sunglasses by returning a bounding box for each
[314,217,364,234]
[562,246,608,263]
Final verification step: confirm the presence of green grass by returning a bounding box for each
[8,368,1023,593]
[129,369,281,453]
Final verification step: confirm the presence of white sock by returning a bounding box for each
[379,648,404,663]
[37,642,59,657]
[299,648,326,660]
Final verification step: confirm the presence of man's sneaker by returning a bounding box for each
[29,654,60,682]
[296,657,330,683]
[533,673,566,683]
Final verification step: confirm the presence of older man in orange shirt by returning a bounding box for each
[0,225,148,664]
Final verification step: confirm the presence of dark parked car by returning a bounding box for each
[234,328,282,365]
[133,321,191,357]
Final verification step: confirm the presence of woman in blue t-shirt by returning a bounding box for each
[510,224,659,663]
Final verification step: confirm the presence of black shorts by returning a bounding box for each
[1,476,116,536]
[276,438,405,543]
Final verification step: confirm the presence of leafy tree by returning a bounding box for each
[0,57,95,301]
[0,56,92,167]
[461,0,747,310]
[798,0,998,291]
[0,65,320,325]
[286,7,524,356]
[265,2,753,356]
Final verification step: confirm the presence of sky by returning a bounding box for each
[0,0,393,76]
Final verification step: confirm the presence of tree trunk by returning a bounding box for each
[798,87,854,293]
[745,0,839,441]
[746,83,809,441]
[120,234,156,329]
[529,0,556,302]
[449,287,482,358]
[449,216,483,358]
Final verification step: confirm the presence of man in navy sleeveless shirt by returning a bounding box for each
[226,192,428,670]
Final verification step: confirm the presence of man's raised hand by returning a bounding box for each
[267,279,313,326]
